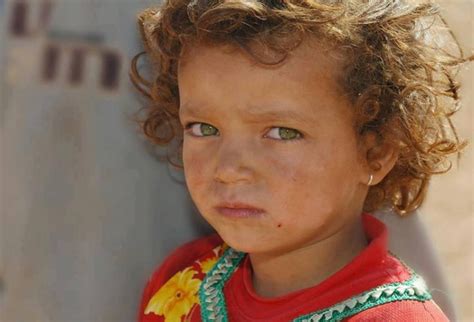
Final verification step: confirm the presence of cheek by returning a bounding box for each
[264,151,320,209]
[265,147,327,189]
[183,144,209,192]
[264,147,350,220]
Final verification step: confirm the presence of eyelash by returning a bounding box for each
[183,122,303,141]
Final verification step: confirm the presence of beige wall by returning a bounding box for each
[421,1,473,321]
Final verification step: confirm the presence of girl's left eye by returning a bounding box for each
[265,127,302,141]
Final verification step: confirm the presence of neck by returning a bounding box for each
[249,218,367,298]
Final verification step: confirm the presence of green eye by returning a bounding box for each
[200,124,218,136]
[185,122,219,137]
[266,127,302,140]
[279,128,300,140]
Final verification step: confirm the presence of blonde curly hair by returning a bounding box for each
[130,0,472,215]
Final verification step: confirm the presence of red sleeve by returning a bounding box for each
[137,234,223,322]
[347,300,449,321]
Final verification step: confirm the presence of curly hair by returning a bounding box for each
[130,0,473,216]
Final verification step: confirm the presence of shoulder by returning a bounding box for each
[345,256,449,322]
[304,257,449,322]
[137,234,225,321]
[348,299,449,321]
[342,263,449,322]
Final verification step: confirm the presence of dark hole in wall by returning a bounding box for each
[42,45,59,81]
[10,1,27,36]
[101,51,121,90]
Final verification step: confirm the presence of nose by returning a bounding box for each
[213,138,255,185]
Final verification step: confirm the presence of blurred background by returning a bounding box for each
[421,0,473,321]
[0,0,471,321]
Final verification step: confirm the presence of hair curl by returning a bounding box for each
[130,0,473,216]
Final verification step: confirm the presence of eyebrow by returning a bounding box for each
[179,102,316,126]
[244,108,314,125]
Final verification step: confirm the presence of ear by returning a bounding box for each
[359,131,399,186]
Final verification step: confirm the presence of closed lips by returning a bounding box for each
[215,202,264,211]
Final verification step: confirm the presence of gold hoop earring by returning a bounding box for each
[367,174,374,186]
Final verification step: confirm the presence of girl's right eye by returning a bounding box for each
[184,122,219,137]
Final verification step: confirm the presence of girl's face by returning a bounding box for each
[178,40,370,255]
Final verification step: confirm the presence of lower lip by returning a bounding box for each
[216,207,265,218]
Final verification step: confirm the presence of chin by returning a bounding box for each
[215,229,265,254]
[217,230,286,255]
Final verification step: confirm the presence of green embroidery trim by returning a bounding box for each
[199,247,432,322]
[199,247,245,322]
[293,273,432,322]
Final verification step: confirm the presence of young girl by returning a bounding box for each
[131,0,472,321]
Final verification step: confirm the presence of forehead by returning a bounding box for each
[178,38,346,82]
[177,38,351,121]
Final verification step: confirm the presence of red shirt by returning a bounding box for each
[138,214,448,321]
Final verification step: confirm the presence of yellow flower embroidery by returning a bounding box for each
[199,257,218,274]
[145,267,201,322]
